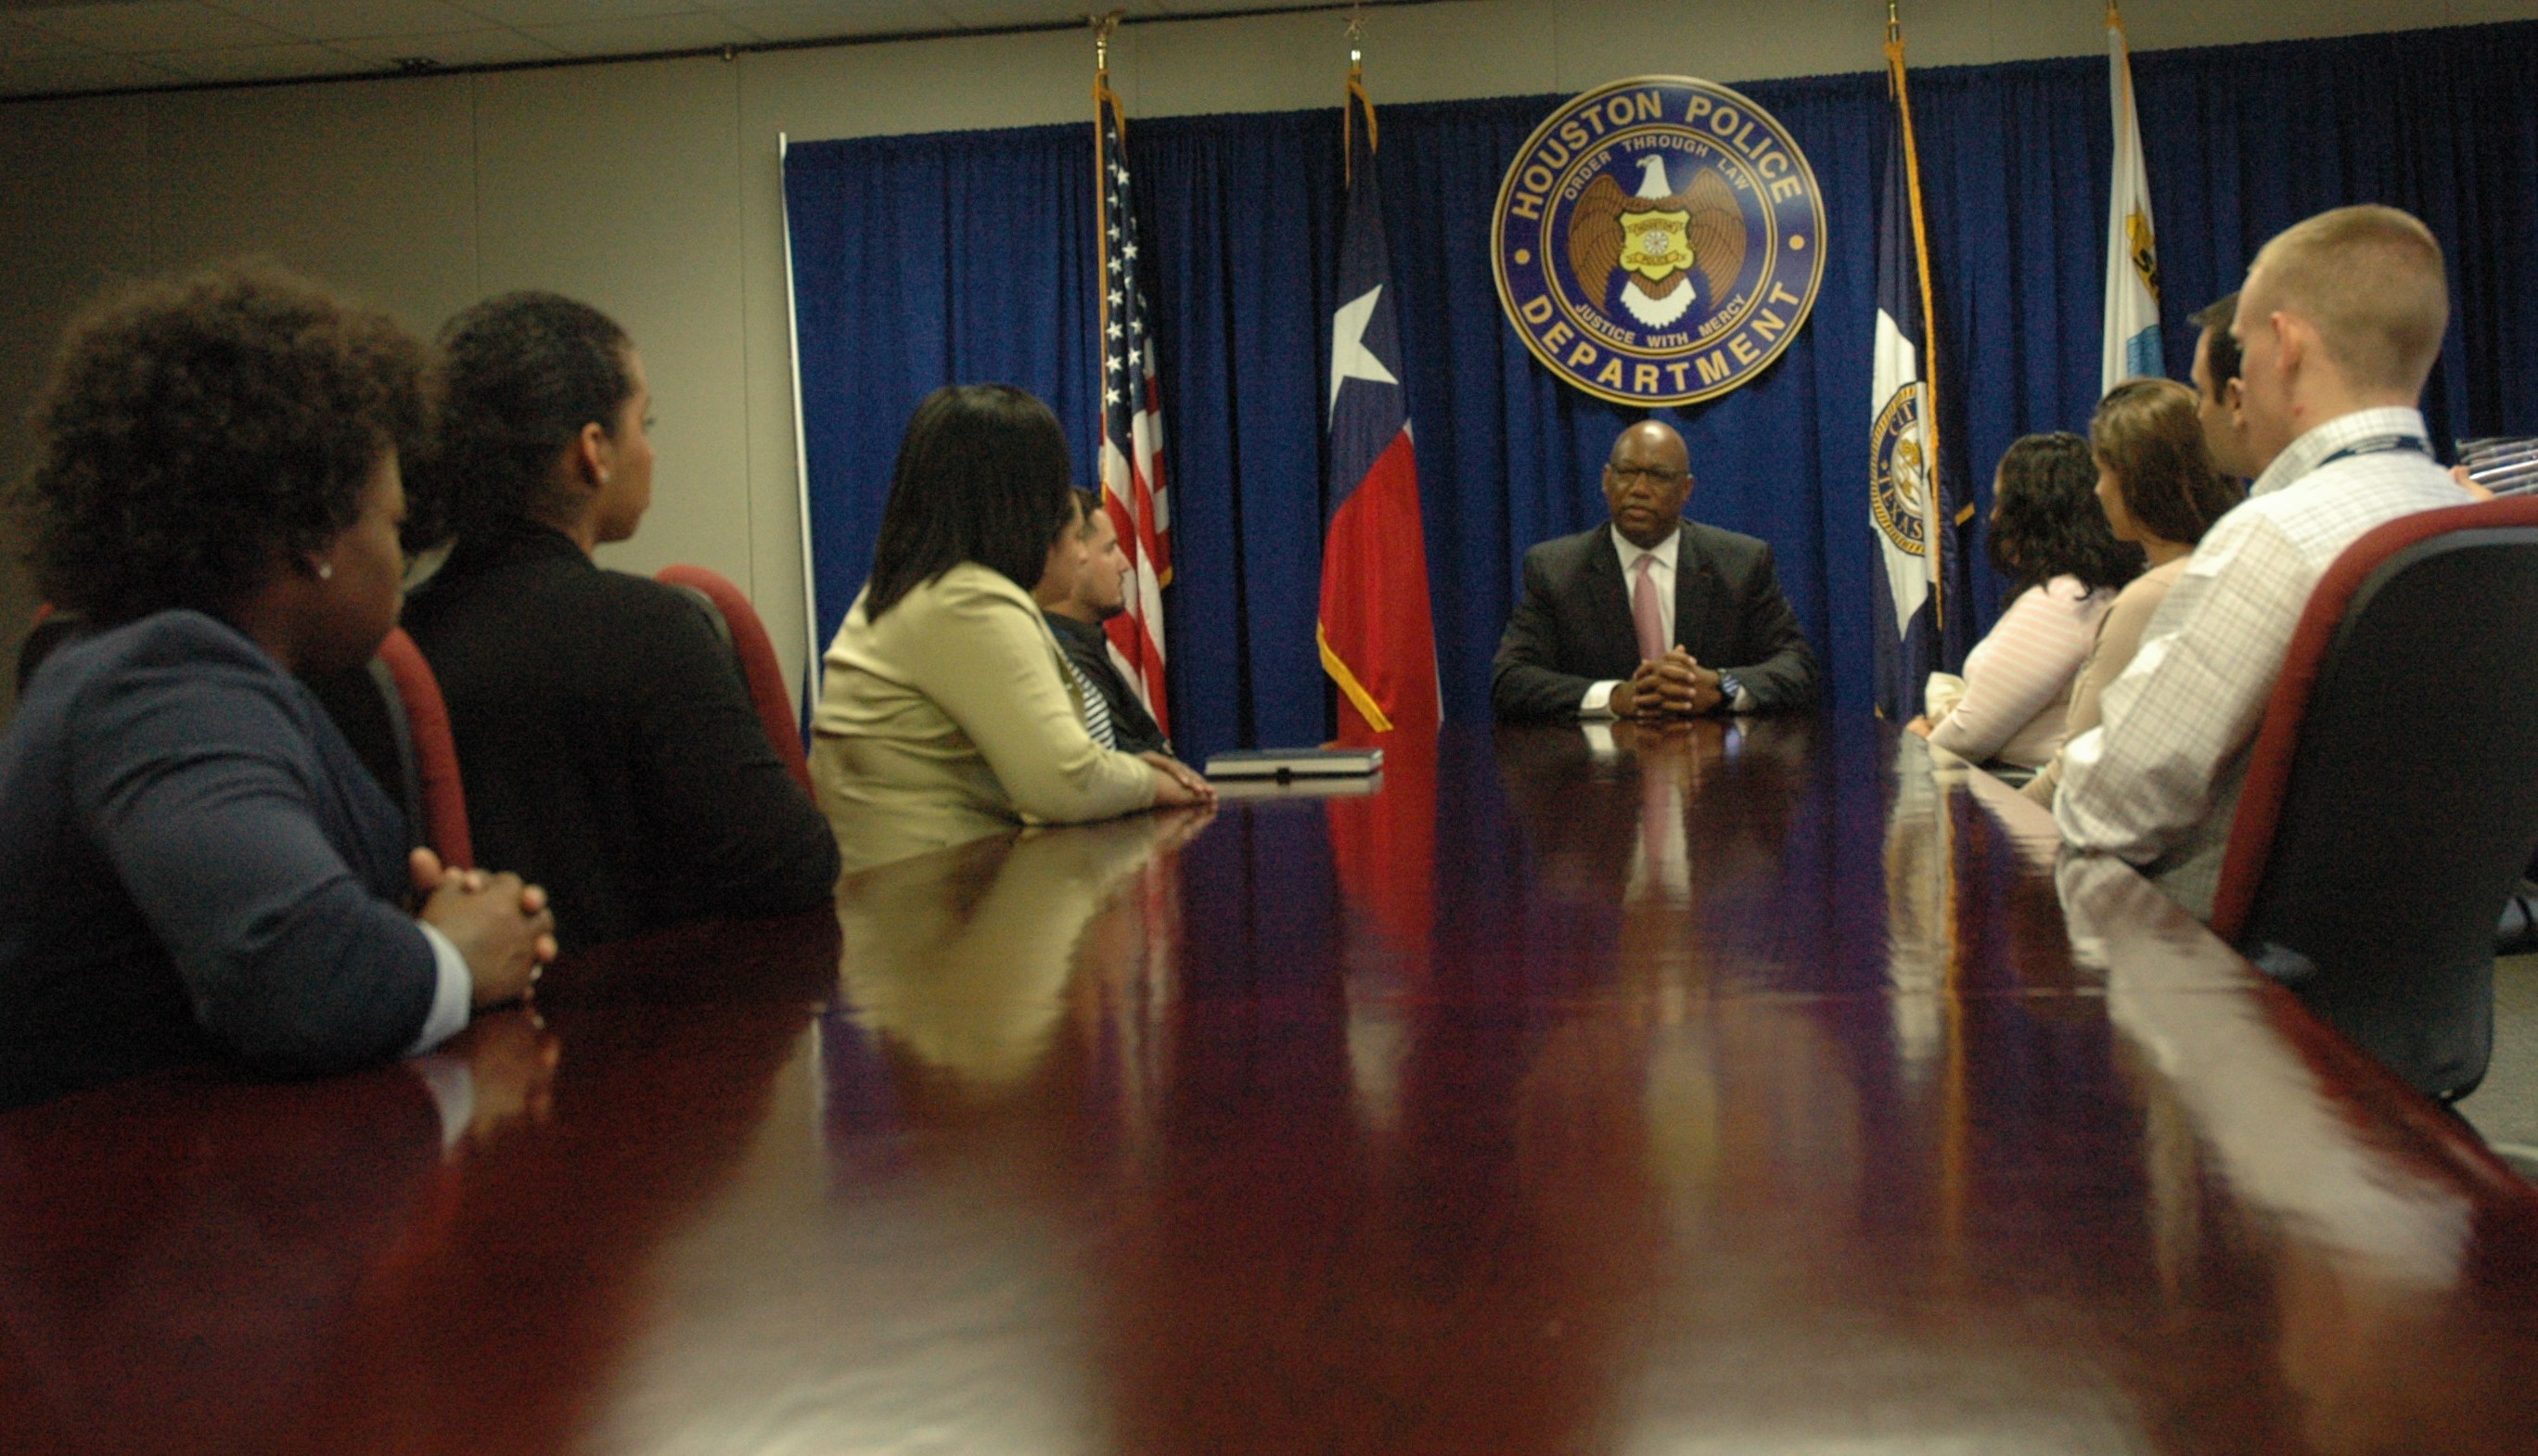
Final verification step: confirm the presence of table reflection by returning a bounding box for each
[10,724,2538,1455]
[830,810,1211,1093]
[2060,849,2538,1453]
[0,1012,564,1456]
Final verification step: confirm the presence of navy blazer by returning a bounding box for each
[0,611,439,1108]
[1489,520,1819,721]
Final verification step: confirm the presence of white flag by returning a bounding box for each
[1871,30,1945,720]
[2102,15,2161,391]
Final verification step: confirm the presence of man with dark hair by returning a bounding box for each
[2188,291,2262,479]
[1045,489,1170,755]
[1490,420,1817,722]
[2057,206,2473,919]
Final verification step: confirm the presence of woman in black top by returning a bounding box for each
[402,292,838,951]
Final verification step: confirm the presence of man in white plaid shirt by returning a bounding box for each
[2056,206,2473,920]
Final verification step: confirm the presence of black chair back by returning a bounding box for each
[2237,520,2538,1099]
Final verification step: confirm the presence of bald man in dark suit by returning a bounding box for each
[1491,421,1817,722]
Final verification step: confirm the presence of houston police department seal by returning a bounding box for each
[1493,77,1826,407]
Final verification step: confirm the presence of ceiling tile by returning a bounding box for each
[711,1,956,44]
[148,39,368,79]
[24,2,291,54]
[211,1,492,43]
[519,11,758,54]
[327,27,567,66]
[0,50,183,96]
[451,0,702,25]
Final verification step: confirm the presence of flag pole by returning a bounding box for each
[1324,1,1396,735]
[1091,9,1122,493]
[1885,0,1948,629]
[1342,4,1371,186]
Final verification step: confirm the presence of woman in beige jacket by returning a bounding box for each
[2024,378,2246,806]
[811,385,1211,872]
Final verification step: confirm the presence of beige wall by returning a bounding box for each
[3,0,2532,722]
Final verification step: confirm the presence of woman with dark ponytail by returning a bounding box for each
[401,292,837,951]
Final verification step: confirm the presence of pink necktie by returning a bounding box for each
[1632,553,1665,661]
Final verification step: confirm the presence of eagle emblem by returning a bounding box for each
[1492,77,1825,407]
[1567,158,1746,328]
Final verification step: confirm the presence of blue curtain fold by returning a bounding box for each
[785,20,2538,760]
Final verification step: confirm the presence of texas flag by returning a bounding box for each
[1319,73,1439,744]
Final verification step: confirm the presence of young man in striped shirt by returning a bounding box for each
[1045,489,1170,756]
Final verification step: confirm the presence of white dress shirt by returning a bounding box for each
[406,923,473,1054]
[1581,526,1678,718]
[2054,406,2470,920]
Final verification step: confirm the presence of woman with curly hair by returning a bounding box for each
[2025,379,2246,805]
[398,292,836,951]
[1909,432,2141,770]
[0,263,554,1109]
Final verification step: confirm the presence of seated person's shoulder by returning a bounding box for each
[48,610,281,706]
[1684,518,1775,561]
[2176,495,2298,579]
[1519,526,1606,575]
[572,568,751,687]
[23,613,310,773]
[894,562,1038,628]
[594,566,725,631]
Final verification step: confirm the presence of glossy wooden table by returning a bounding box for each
[7,719,2538,1455]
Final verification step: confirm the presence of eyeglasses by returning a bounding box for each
[1609,465,1687,486]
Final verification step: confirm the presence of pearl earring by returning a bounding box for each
[317,562,334,580]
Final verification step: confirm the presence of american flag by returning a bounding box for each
[1096,74,1172,734]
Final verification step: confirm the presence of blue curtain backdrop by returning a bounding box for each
[784,21,2538,761]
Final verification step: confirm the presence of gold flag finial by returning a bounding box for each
[1342,5,1375,183]
[1887,0,1901,44]
[1092,8,1122,72]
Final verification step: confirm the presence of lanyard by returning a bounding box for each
[2316,434,2432,469]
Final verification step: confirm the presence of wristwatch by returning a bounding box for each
[1715,671,1744,711]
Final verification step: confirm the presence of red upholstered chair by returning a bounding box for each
[16,604,80,694]
[373,627,473,870]
[655,565,813,795]
[2212,495,2538,1101]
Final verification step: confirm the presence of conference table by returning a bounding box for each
[6,718,2538,1454]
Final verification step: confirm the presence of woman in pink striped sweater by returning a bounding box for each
[1908,433,2142,770]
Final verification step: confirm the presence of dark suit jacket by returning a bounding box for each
[0,611,439,1107]
[1045,612,1170,756]
[402,519,839,952]
[1490,521,1818,721]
